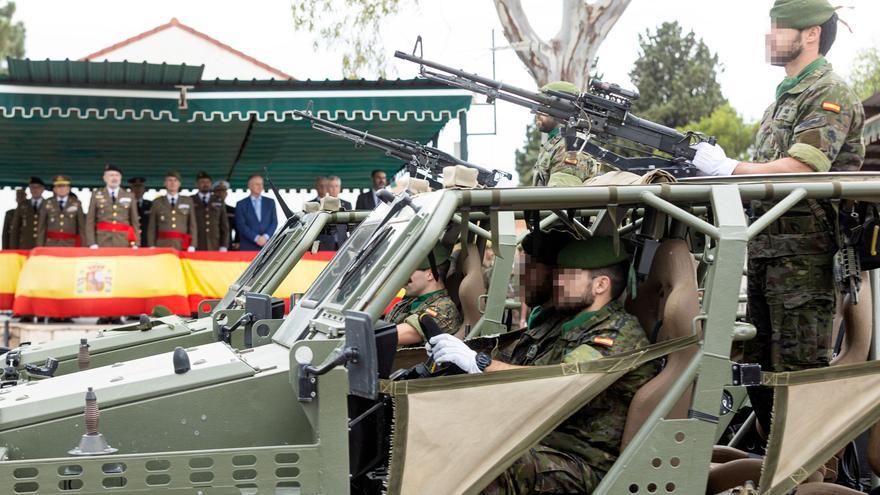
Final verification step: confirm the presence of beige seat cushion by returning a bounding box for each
[621,239,701,449]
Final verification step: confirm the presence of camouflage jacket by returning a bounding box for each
[386,289,462,341]
[494,305,566,365]
[533,129,607,187]
[749,61,864,258]
[753,62,864,173]
[525,301,658,476]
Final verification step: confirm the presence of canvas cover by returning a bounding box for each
[381,334,699,495]
[759,360,880,494]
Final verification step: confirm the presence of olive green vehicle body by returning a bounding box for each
[0,175,878,494]
[1,210,368,380]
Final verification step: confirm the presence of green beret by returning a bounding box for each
[770,0,835,29]
[416,245,451,271]
[557,237,630,270]
[165,169,182,181]
[196,170,212,180]
[521,229,574,265]
[540,81,580,96]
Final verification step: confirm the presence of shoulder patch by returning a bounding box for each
[821,101,841,113]
[592,336,615,347]
[422,307,439,318]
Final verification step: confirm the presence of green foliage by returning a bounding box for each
[679,104,758,161]
[629,21,726,128]
[850,46,880,100]
[0,1,25,74]
[291,0,407,78]
[514,123,541,186]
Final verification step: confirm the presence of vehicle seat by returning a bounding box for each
[454,243,487,337]
[621,239,701,449]
[831,273,871,365]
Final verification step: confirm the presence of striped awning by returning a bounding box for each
[0,60,472,190]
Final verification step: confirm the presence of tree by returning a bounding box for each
[292,0,631,86]
[850,46,880,100]
[0,1,25,74]
[291,0,407,78]
[514,123,541,185]
[493,0,629,88]
[679,104,758,162]
[629,21,726,129]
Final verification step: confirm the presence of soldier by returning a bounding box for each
[148,170,197,252]
[2,188,26,249]
[9,177,46,249]
[86,165,140,248]
[429,237,658,493]
[190,171,229,251]
[37,175,84,247]
[213,180,238,250]
[387,245,463,345]
[129,177,151,247]
[532,81,606,187]
[690,0,864,429]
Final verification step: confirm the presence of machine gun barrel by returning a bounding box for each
[293,109,512,188]
[395,48,714,176]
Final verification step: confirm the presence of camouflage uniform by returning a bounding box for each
[533,129,607,187]
[387,289,462,341]
[743,61,865,372]
[482,301,657,494]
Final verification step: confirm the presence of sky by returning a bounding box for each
[11,0,880,184]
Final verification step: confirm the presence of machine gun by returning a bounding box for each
[394,39,717,178]
[292,108,512,189]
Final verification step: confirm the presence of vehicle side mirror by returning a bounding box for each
[344,311,378,400]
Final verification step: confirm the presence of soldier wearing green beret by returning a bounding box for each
[689,0,864,432]
[147,170,198,251]
[532,81,608,187]
[430,237,657,493]
[388,245,463,345]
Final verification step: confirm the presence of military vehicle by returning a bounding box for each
[0,174,878,494]
[0,208,368,384]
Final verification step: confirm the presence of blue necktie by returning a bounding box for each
[253,198,261,222]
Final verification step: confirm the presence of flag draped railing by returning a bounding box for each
[0,248,333,317]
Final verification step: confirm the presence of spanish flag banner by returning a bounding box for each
[6,248,334,317]
[13,248,190,317]
[0,250,28,310]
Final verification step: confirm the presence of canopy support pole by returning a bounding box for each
[225,115,257,182]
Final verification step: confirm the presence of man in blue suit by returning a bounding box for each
[235,174,278,251]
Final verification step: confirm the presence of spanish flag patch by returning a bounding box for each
[593,336,615,347]
[821,101,841,113]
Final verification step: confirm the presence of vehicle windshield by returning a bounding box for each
[273,191,443,347]
[216,212,317,310]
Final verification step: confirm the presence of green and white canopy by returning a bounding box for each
[0,59,473,189]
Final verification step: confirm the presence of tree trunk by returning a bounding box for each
[493,0,631,89]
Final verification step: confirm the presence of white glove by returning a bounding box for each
[187,246,196,252]
[89,244,99,249]
[131,245,138,250]
[691,141,739,176]
[428,334,481,374]
[219,247,228,252]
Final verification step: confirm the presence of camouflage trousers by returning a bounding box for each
[480,445,600,494]
[743,253,835,372]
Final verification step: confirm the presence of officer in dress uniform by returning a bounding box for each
[191,171,229,251]
[9,177,46,249]
[2,188,26,249]
[129,177,152,247]
[37,175,84,247]
[213,180,238,250]
[147,170,197,251]
[86,164,140,248]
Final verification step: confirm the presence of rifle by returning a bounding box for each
[394,39,716,178]
[292,108,512,189]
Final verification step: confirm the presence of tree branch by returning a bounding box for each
[494,0,552,85]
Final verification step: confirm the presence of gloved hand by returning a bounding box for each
[428,334,481,374]
[89,244,99,249]
[219,247,228,252]
[690,141,739,176]
[187,246,196,252]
